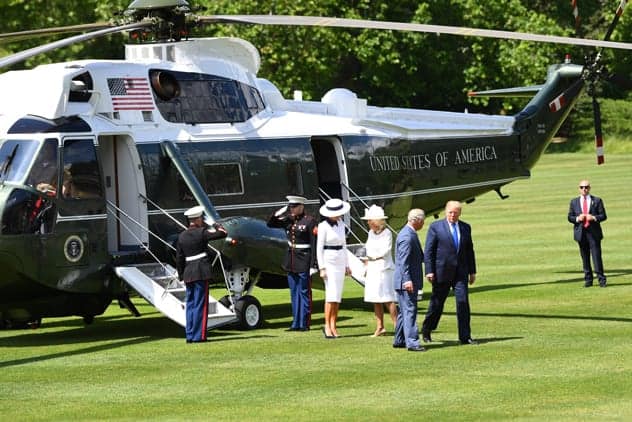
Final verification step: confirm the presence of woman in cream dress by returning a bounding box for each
[361,205,398,337]
[317,198,351,338]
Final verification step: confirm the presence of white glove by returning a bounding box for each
[274,205,288,217]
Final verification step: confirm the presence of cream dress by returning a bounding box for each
[363,229,397,303]
[316,220,348,303]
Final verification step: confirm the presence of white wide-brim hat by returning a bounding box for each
[320,198,351,217]
[184,205,204,218]
[361,204,388,220]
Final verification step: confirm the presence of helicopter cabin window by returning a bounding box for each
[25,139,59,196]
[203,163,243,196]
[0,139,40,184]
[149,69,265,124]
[61,139,103,200]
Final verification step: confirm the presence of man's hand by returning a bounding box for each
[426,273,435,284]
[403,281,414,293]
[469,274,476,285]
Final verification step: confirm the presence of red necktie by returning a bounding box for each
[582,197,589,228]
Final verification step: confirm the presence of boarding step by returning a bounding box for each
[115,262,237,329]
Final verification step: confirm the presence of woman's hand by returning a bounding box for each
[319,269,327,279]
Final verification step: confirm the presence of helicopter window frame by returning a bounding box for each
[149,69,266,125]
[202,162,244,197]
[61,138,104,200]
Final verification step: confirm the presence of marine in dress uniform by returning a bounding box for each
[267,195,318,331]
[176,206,228,343]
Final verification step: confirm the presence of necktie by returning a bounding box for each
[582,197,590,228]
[451,223,459,250]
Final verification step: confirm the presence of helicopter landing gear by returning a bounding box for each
[234,296,262,330]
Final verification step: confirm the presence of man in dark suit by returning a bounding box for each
[421,201,477,345]
[567,180,607,287]
[392,208,426,352]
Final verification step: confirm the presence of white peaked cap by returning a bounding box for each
[361,204,388,220]
[286,195,307,205]
[184,205,204,218]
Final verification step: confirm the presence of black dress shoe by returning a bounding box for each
[322,327,336,339]
[407,346,426,352]
[422,332,432,343]
[599,282,607,288]
[584,282,593,287]
[286,327,298,332]
[299,327,310,331]
[392,343,406,348]
[460,338,478,345]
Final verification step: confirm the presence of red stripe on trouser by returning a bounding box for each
[201,281,209,340]
[308,275,312,327]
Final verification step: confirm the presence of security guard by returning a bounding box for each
[267,196,318,331]
[176,205,228,343]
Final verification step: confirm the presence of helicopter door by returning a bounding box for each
[310,136,350,216]
[98,135,148,254]
[54,137,108,269]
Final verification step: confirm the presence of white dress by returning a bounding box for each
[316,220,348,303]
[363,229,397,303]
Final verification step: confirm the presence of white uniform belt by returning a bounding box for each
[185,252,207,262]
[288,242,311,249]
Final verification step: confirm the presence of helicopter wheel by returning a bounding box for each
[83,315,95,325]
[234,296,262,330]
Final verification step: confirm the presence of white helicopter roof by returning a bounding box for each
[0,36,515,141]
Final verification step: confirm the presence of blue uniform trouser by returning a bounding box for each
[288,271,311,329]
[185,280,209,342]
[422,280,471,342]
[394,288,420,349]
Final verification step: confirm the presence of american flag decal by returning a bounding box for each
[548,93,566,112]
[108,77,154,111]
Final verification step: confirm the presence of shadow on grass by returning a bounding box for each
[424,336,523,350]
[469,268,632,295]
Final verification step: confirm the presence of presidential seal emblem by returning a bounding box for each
[64,235,84,263]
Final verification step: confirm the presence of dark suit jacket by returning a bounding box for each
[424,219,476,283]
[567,195,606,241]
[393,224,424,291]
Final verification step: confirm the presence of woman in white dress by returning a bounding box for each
[361,205,398,337]
[317,198,351,338]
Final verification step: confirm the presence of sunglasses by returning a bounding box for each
[579,185,590,189]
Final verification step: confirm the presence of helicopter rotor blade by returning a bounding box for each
[603,0,628,43]
[196,15,632,51]
[0,23,113,44]
[592,95,605,165]
[0,21,152,70]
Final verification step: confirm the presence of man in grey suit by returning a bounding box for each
[392,208,426,352]
[568,180,607,287]
[421,201,477,345]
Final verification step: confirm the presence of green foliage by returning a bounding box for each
[0,0,631,147]
[1,153,632,421]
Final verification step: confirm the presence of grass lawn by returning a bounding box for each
[1,153,631,421]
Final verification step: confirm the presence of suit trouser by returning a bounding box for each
[422,280,471,342]
[287,271,312,329]
[394,289,420,348]
[578,231,606,283]
[185,280,209,342]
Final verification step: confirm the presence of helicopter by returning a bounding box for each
[0,0,629,331]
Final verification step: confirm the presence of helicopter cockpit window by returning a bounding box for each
[61,139,103,200]
[0,139,39,184]
[203,163,243,196]
[150,69,265,124]
[25,139,59,196]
